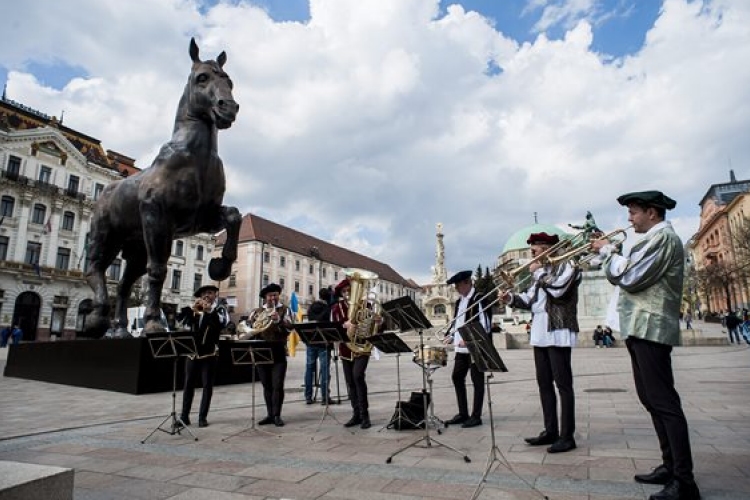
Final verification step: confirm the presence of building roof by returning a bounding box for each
[217,213,415,287]
[502,223,573,253]
[698,171,750,207]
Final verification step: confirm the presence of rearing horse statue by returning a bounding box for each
[85,38,241,338]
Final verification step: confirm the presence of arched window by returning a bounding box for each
[175,240,184,257]
[196,245,204,261]
[31,203,46,224]
[434,304,446,315]
[61,211,75,231]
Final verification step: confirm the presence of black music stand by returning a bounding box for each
[141,334,198,443]
[222,340,278,441]
[381,296,470,464]
[461,323,538,500]
[296,322,348,432]
[368,332,416,432]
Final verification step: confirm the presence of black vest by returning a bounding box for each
[453,292,490,334]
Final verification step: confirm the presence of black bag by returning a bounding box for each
[387,391,429,430]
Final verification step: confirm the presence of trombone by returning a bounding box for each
[545,226,632,267]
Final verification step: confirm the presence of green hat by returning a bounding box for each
[617,190,676,210]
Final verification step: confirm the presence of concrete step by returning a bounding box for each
[0,461,73,500]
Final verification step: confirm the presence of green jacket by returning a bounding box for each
[604,221,684,346]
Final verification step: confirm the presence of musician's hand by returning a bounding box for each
[343,320,352,329]
[443,335,453,345]
[502,291,513,303]
[270,311,280,322]
[591,238,607,252]
[458,339,466,348]
[373,315,383,324]
[529,261,542,273]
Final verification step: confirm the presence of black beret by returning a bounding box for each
[617,190,676,210]
[259,283,282,298]
[193,285,219,298]
[527,232,560,245]
[447,270,472,285]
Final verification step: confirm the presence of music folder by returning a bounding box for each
[228,339,275,365]
[368,331,413,355]
[381,296,432,332]
[458,323,508,373]
[294,322,348,346]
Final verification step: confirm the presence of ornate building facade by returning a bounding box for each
[0,95,212,340]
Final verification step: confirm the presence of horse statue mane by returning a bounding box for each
[85,38,242,338]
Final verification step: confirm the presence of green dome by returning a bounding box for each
[502,223,573,253]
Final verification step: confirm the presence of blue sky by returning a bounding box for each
[2,0,749,284]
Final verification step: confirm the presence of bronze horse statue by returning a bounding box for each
[85,38,241,338]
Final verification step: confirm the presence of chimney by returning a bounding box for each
[730,169,737,182]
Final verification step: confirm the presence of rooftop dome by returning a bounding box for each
[502,223,573,254]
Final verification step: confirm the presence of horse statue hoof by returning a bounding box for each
[112,327,133,339]
[84,312,111,339]
[143,320,167,335]
[208,257,233,281]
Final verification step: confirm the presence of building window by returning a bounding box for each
[294,281,300,293]
[25,242,42,265]
[334,271,339,281]
[279,278,285,290]
[175,240,184,257]
[295,260,300,271]
[39,166,52,184]
[264,251,270,263]
[196,245,204,261]
[194,273,202,291]
[1,196,14,217]
[229,273,236,287]
[262,274,269,287]
[108,258,121,280]
[7,155,21,175]
[0,236,8,260]
[61,211,75,231]
[56,247,71,270]
[308,284,314,296]
[93,183,104,201]
[31,204,46,224]
[171,269,182,290]
[309,264,314,274]
[67,174,79,194]
[280,256,286,267]
[322,268,326,278]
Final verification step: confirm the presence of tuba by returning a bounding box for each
[343,268,380,358]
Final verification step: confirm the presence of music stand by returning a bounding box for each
[461,323,538,500]
[141,334,199,443]
[296,322,348,432]
[222,340,278,441]
[381,296,470,464]
[367,332,416,432]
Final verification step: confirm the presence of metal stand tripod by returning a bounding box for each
[141,356,197,443]
[386,329,470,463]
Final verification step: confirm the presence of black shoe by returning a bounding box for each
[635,464,673,485]
[344,415,362,428]
[180,415,191,426]
[258,416,274,426]
[198,419,209,428]
[547,437,577,453]
[360,417,371,429]
[649,479,700,500]
[321,398,337,405]
[461,417,482,428]
[306,398,314,405]
[274,416,285,427]
[525,430,558,446]
[445,414,468,426]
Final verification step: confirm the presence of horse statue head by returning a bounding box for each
[84,38,243,338]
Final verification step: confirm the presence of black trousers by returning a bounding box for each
[342,355,370,416]
[533,346,575,438]
[626,337,694,483]
[257,358,288,418]
[181,356,217,420]
[452,352,484,419]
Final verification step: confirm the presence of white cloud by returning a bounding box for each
[2,0,750,285]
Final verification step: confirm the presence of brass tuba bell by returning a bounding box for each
[342,268,379,357]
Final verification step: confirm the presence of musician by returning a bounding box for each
[444,270,490,429]
[592,191,700,500]
[304,287,333,405]
[331,278,381,429]
[504,232,582,453]
[246,283,293,427]
[180,284,229,428]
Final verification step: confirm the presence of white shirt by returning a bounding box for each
[451,287,489,354]
[515,266,577,348]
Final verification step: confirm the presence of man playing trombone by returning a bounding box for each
[504,232,582,453]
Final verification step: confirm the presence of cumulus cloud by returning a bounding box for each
[2,0,749,284]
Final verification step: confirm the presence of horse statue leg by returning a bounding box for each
[112,250,147,338]
[208,205,242,281]
[141,205,172,334]
[85,227,121,338]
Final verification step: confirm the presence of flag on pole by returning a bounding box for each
[288,292,301,357]
[33,262,42,277]
[43,217,52,235]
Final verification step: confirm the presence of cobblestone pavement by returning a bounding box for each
[0,321,748,499]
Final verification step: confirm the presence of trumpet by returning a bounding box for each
[545,226,631,267]
[193,298,213,316]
